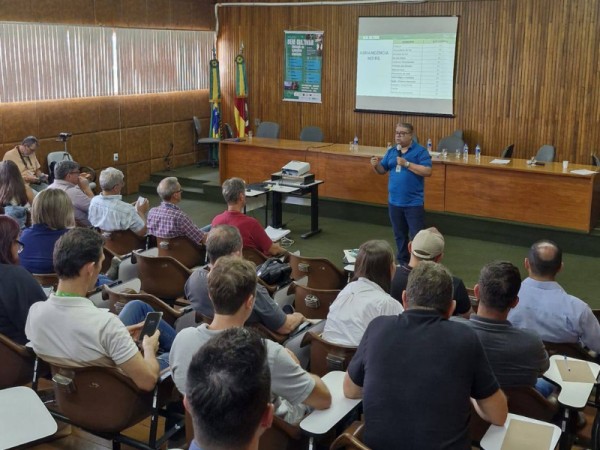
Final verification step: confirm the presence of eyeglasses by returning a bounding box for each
[15,240,24,254]
[69,170,81,175]
[395,131,412,137]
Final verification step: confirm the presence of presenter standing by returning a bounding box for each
[370,122,432,264]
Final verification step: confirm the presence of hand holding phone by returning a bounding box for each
[137,311,162,345]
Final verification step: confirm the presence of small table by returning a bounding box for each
[543,355,600,450]
[480,413,561,450]
[270,180,323,239]
[300,371,362,449]
[0,386,57,448]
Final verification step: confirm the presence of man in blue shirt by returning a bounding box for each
[370,122,432,263]
[185,328,273,450]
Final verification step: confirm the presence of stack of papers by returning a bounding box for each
[490,159,511,165]
[265,226,291,242]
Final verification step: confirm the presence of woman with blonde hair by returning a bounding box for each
[19,189,74,274]
[323,239,403,346]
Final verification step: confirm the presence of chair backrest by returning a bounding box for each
[256,122,280,139]
[49,364,154,433]
[224,123,234,139]
[436,135,465,152]
[0,333,38,389]
[300,331,357,377]
[156,236,206,269]
[259,415,306,450]
[242,246,269,266]
[32,273,59,289]
[500,144,514,158]
[299,126,324,142]
[131,251,192,304]
[503,386,559,423]
[542,341,595,362]
[101,229,147,257]
[330,421,369,450]
[292,283,340,319]
[288,253,347,290]
[592,154,600,166]
[452,130,464,139]
[193,116,202,141]
[535,144,555,162]
[101,284,182,327]
[47,151,73,168]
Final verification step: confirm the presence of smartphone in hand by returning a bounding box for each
[137,311,162,344]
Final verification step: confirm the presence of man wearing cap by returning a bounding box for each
[390,227,472,317]
[370,122,432,264]
[3,136,49,191]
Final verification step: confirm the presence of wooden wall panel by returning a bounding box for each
[216,0,600,165]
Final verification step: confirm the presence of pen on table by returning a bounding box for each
[564,355,571,372]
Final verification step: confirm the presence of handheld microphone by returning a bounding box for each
[396,144,402,172]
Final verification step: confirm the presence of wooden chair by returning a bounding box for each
[243,246,269,266]
[32,273,59,290]
[288,254,347,290]
[101,229,147,256]
[543,341,596,362]
[467,287,478,313]
[131,251,192,306]
[300,331,357,377]
[101,246,119,274]
[0,333,47,390]
[156,236,206,269]
[196,313,287,345]
[101,284,185,327]
[292,282,340,320]
[330,421,369,450]
[46,364,183,450]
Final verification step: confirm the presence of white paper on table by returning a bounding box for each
[570,169,597,175]
[490,159,511,165]
[343,250,357,264]
[265,226,291,242]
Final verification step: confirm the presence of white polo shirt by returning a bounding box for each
[25,294,139,368]
[89,194,145,233]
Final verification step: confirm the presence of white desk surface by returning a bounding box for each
[299,371,361,436]
[480,413,561,450]
[543,354,600,408]
[0,386,57,449]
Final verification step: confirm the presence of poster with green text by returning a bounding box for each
[283,31,323,103]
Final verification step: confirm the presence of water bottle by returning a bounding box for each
[475,144,481,161]
[353,135,359,151]
[427,138,432,153]
[463,143,469,160]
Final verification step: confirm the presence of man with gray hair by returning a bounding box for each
[89,167,149,236]
[2,136,49,191]
[212,177,285,256]
[48,160,94,227]
[344,261,507,449]
[147,177,205,244]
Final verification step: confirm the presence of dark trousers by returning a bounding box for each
[389,204,425,264]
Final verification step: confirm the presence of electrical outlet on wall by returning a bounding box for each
[113,153,119,161]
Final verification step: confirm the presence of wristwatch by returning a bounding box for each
[405,161,410,168]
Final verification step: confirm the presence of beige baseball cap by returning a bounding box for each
[411,227,445,260]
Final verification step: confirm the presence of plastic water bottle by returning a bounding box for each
[427,138,432,153]
[475,144,481,161]
[353,135,359,151]
[463,144,469,160]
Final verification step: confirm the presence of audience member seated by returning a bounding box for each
[89,167,149,237]
[323,240,403,346]
[344,262,508,450]
[453,261,550,394]
[26,228,176,388]
[509,239,600,353]
[48,160,94,227]
[0,216,47,345]
[390,227,472,317]
[2,136,49,192]
[171,256,331,424]
[0,160,33,229]
[212,177,286,256]
[186,225,305,335]
[147,176,206,244]
[19,189,119,285]
[184,328,274,450]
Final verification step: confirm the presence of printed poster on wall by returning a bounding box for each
[283,31,323,103]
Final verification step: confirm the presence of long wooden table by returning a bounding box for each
[219,137,600,232]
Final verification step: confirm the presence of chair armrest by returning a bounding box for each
[249,323,288,345]
[330,421,368,450]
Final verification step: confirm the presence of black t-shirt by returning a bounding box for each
[0,264,47,344]
[348,310,499,450]
[391,264,471,315]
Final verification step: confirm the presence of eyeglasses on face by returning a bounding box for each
[395,131,412,137]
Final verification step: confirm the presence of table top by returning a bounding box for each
[0,386,57,448]
[543,355,600,408]
[480,413,561,450]
[299,371,362,436]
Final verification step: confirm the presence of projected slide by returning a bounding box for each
[355,16,458,116]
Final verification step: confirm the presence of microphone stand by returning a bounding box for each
[164,142,174,171]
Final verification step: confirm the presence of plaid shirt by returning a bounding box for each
[147,202,204,243]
